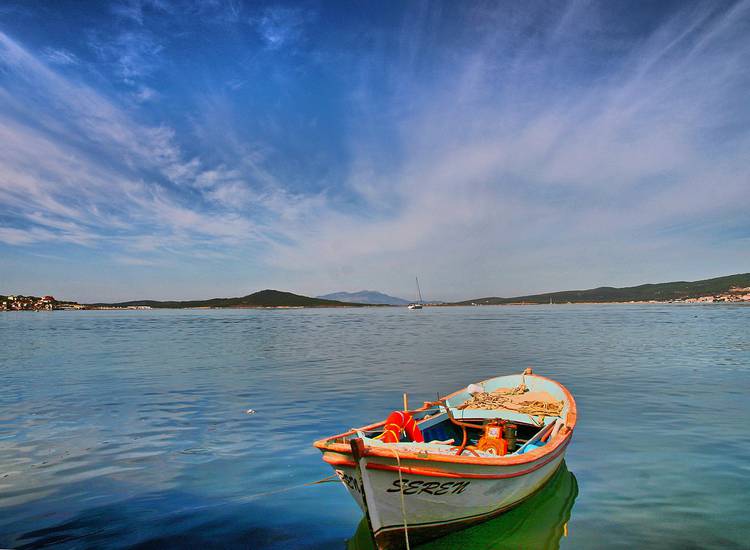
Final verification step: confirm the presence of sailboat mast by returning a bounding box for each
[416,277,423,304]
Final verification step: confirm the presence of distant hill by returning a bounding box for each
[317,290,410,305]
[90,289,369,309]
[454,273,750,305]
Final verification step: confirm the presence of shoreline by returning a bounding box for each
[3,301,749,312]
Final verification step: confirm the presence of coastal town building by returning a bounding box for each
[681,287,750,303]
[1,295,81,311]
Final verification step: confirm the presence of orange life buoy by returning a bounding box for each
[377,411,424,443]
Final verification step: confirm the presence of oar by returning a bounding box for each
[514,420,557,454]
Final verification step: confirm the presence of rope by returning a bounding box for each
[374,422,402,442]
[233,473,340,503]
[458,385,563,419]
[180,473,341,514]
[389,447,411,550]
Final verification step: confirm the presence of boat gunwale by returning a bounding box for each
[321,437,570,479]
[313,373,577,467]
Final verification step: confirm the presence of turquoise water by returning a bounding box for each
[1,305,748,549]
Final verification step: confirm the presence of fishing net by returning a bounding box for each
[457,384,564,418]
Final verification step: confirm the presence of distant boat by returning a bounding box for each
[314,369,577,549]
[407,277,424,310]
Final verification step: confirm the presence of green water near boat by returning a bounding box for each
[1,304,748,548]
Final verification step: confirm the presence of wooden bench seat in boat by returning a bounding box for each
[446,407,560,426]
[363,438,500,457]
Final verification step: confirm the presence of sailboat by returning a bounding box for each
[407,277,423,310]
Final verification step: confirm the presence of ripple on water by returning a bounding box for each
[1,305,749,548]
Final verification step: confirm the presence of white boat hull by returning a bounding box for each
[326,440,568,549]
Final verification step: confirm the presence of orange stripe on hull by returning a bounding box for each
[323,440,568,479]
[313,373,577,468]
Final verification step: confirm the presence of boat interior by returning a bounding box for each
[342,374,571,458]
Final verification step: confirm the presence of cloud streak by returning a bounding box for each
[266,1,750,297]
[0,31,270,260]
[0,1,748,301]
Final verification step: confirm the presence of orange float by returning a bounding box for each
[376,410,424,443]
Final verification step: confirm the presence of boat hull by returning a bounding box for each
[326,440,569,549]
[347,461,578,550]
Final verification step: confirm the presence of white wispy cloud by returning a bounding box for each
[134,85,159,102]
[251,6,313,50]
[111,0,171,25]
[41,47,79,65]
[89,30,164,84]
[0,1,748,301]
[0,31,267,259]
[265,1,750,297]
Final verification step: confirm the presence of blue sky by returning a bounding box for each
[0,0,748,302]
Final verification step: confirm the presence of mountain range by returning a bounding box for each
[88,289,369,309]
[454,273,750,305]
[9,272,750,309]
[317,290,410,305]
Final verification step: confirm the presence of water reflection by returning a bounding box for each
[348,462,577,550]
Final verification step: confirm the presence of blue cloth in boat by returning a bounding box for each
[517,440,546,454]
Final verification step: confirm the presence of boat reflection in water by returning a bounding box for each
[348,462,577,550]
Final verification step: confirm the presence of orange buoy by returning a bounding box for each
[377,411,424,443]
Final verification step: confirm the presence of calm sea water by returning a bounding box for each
[1,305,749,549]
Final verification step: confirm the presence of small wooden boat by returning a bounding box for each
[313,369,577,549]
